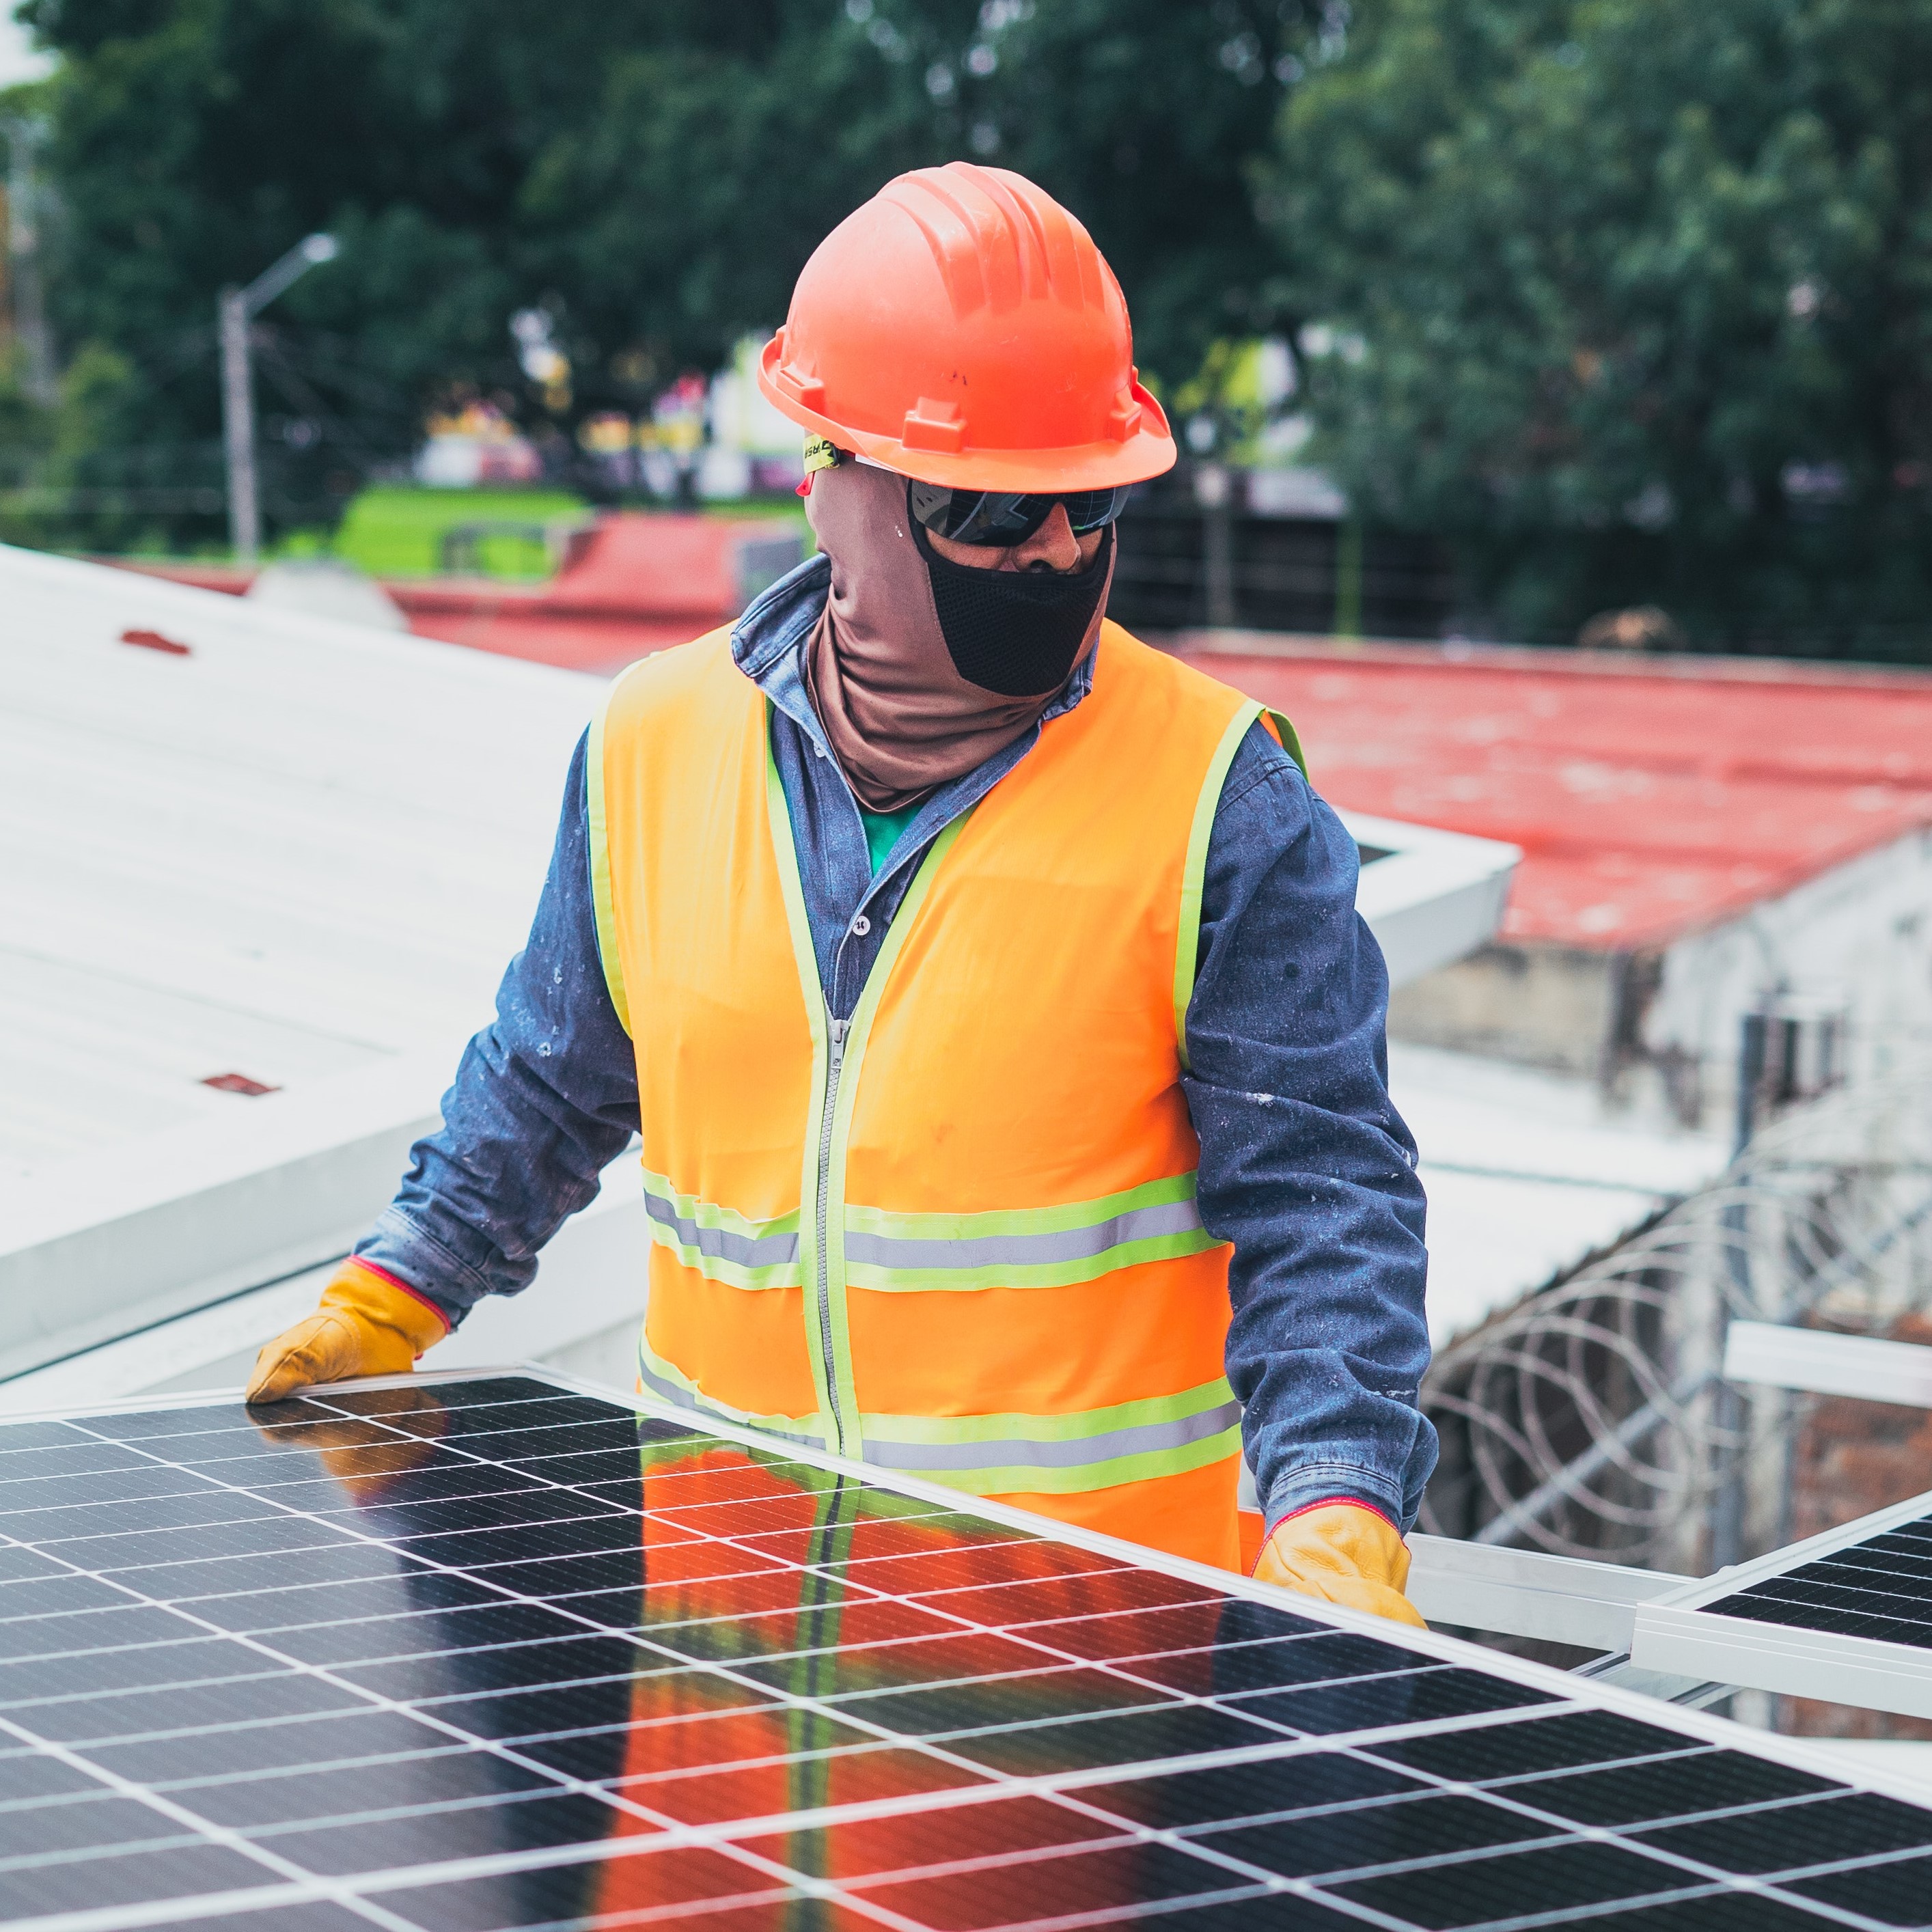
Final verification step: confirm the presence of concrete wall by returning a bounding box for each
[1388,943,1620,1081]
[1645,826,1932,1118]
[1388,826,1932,1132]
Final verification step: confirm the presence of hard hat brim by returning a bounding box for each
[758,333,1177,495]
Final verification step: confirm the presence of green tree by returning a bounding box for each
[1267,0,1932,657]
[18,0,614,535]
[16,0,1304,547]
[531,0,1306,387]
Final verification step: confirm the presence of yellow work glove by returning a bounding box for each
[1253,1501,1428,1629]
[245,1260,447,1405]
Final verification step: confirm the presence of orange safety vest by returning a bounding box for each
[588,622,1300,1571]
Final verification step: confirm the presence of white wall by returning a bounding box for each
[1646,825,1932,1109]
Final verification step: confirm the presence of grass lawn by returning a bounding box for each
[328,486,590,580]
[309,485,810,581]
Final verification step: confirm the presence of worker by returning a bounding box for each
[247,163,1435,1626]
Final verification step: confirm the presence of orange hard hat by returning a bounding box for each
[759,162,1174,494]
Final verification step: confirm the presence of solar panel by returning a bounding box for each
[1634,1484,1932,1722]
[0,1368,1923,1931]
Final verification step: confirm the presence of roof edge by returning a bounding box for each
[1163,629,1932,695]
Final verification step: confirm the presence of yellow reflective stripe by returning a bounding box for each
[1263,706,1308,779]
[764,714,970,1459]
[842,1229,1214,1292]
[760,719,843,1450]
[842,1172,1218,1291]
[822,813,971,1454]
[639,1170,801,1288]
[859,1377,1243,1497]
[1170,702,1307,1072]
[865,1377,1237,1449]
[893,1430,1241,1498]
[636,1333,827,1449]
[1174,700,1262,1070]
[585,678,632,1039]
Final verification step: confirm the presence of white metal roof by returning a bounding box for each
[2,543,594,1159]
[0,544,598,1377]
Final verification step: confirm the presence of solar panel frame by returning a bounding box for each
[1633,1482,1932,1720]
[0,1364,1925,1932]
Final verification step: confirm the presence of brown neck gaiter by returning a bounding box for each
[803,459,1113,813]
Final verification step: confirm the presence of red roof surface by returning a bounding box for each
[398,513,789,670]
[1179,635,1932,951]
[100,538,1932,953]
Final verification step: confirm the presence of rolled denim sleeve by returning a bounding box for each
[353,730,640,1328]
[1186,721,1436,1535]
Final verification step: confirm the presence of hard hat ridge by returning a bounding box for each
[759,161,1176,495]
[878,163,1111,318]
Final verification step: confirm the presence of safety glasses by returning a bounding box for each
[907,479,1132,549]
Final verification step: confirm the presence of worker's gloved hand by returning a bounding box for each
[245,1260,447,1405]
[1253,1500,1428,1629]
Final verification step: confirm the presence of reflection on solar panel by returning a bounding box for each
[1635,1485,1932,1724]
[0,1370,1922,1931]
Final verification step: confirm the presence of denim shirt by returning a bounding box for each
[358,555,1437,1533]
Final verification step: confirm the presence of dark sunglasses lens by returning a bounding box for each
[1060,488,1131,534]
[909,481,1131,546]
[907,485,1043,545]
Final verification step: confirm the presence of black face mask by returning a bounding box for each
[913,512,1114,698]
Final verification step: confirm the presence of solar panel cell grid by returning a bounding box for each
[1713,1532,1932,1628]
[1789,1851,1932,1925]
[1631,1488,1932,1717]
[0,1369,1917,1931]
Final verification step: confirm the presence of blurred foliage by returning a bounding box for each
[14,0,1932,658]
[0,337,173,547]
[1170,337,1279,464]
[9,0,1304,549]
[1267,0,1932,656]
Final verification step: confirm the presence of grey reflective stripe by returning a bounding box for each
[633,1355,823,1450]
[633,1352,706,1416]
[844,1196,1203,1272]
[644,1189,800,1269]
[863,1398,1242,1474]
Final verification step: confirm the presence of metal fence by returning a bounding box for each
[1108,473,1457,639]
[1422,1058,1932,1578]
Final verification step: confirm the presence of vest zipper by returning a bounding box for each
[814,1015,851,1455]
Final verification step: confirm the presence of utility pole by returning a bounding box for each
[218,288,257,566]
[218,232,337,568]
[1710,1009,1774,1573]
[1196,462,1238,630]
[1,114,57,407]
[1333,514,1364,639]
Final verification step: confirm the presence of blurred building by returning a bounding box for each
[413,401,546,487]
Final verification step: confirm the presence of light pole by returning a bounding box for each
[1,114,57,408]
[219,231,337,568]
